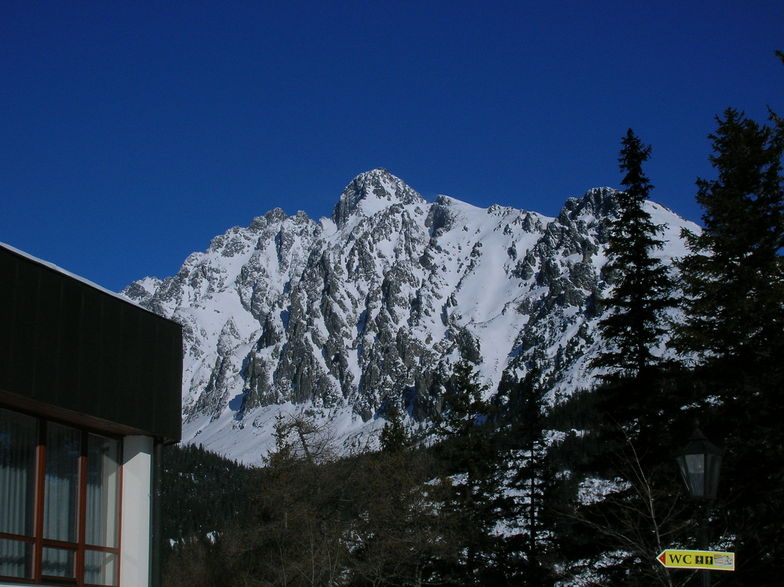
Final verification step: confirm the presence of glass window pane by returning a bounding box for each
[41,547,75,578]
[685,453,705,497]
[0,408,37,537]
[86,434,119,547]
[84,550,118,586]
[44,423,81,542]
[0,538,32,579]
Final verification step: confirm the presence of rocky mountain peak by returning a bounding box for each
[332,168,426,227]
[121,170,700,464]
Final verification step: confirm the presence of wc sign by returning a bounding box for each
[657,549,735,571]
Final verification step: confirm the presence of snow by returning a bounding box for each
[645,200,700,261]
[115,170,697,466]
[358,192,395,216]
[577,476,632,505]
[183,401,386,466]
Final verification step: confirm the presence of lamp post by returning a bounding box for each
[676,427,722,587]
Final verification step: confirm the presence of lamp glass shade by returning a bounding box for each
[676,429,722,499]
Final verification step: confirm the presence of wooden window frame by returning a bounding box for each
[0,407,123,587]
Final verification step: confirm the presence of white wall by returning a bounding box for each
[120,435,153,587]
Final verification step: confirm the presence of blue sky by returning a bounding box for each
[2,1,782,292]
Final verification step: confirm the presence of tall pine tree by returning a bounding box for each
[674,105,784,582]
[434,361,507,583]
[502,369,559,585]
[593,129,674,379]
[675,108,784,371]
[576,132,685,583]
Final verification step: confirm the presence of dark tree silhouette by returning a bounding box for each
[593,129,674,379]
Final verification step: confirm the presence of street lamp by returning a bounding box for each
[676,427,722,587]
[676,427,722,500]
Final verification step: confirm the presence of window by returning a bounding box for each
[0,407,121,586]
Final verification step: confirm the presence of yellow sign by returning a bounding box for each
[657,549,735,571]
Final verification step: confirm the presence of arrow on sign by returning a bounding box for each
[657,549,735,571]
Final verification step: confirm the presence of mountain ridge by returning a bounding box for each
[122,170,697,464]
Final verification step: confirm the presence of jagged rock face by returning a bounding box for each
[123,169,697,461]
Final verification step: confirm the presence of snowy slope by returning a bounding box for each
[122,169,698,464]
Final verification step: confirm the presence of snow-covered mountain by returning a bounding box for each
[123,168,696,464]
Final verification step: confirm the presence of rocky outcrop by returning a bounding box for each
[122,170,696,457]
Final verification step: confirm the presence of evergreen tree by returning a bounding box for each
[502,369,559,585]
[674,108,784,370]
[545,383,694,586]
[674,104,784,583]
[566,130,694,583]
[434,360,506,583]
[379,402,408,453]
[436,360,495,480]
[593,129,674,378]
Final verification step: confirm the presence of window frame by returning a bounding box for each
[0,406,123,587]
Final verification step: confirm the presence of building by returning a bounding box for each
[0,244,182,587]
